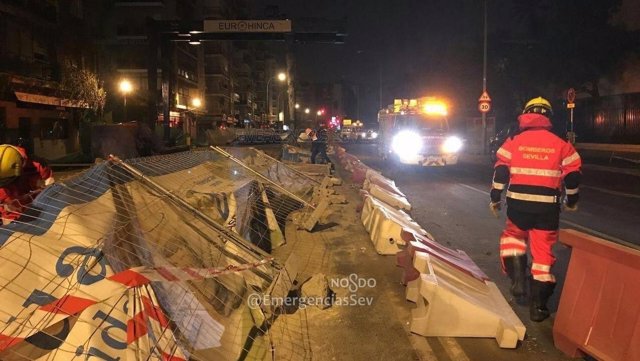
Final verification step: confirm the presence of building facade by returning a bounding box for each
[0,0,283,158]
[0,0,101,159]
[98,0,206,142]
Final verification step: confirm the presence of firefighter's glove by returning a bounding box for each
[37,177,55,189]
[3,201,19,214]
[489,201,502,218]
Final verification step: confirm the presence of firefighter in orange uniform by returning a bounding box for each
[489,97,581,322]
[0,145,54,225]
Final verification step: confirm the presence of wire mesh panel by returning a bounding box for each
[233,129,282,145]
[0,154,312,360]
[126,149,313,253]
[223,147,320,200]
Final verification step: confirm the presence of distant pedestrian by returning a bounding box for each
[489,97,582,322]
[310,123,330,164]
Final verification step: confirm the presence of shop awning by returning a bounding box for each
[14,91,90,109]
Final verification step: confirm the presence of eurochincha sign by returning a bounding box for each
[204,20,292,33]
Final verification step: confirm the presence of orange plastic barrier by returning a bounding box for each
[553,229,640,361]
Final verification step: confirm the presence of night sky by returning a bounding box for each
[255,0,640,125]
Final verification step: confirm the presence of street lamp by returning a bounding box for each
[119,79,133,122]
[266,72,286,121]
[304,108,310,114]
[295,103,300,109]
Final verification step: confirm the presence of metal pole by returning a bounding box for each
[146,18,158,130]
[109,155,277,270]
[569,108,575,144]
[123,95,127,122]
[276,90,285,122]
[570,108,574,133]
[356,84,360,121]
[378,63,382,110]
[210,146,315,208]
[161,39,172,144]
[276,92,280,121]
[266,77,272,122]
[481,0,488,154]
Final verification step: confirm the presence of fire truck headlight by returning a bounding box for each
[392,131,423,157]
[371,132,378,139]
[442,136,463,153]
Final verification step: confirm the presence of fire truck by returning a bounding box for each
[377,97,463,166]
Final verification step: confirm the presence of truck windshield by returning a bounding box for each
[396,114,448,132]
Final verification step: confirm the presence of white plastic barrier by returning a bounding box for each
[406,252,526,349]
[363,170,406,198]
[367,183,412,211]
[361,193,430,255]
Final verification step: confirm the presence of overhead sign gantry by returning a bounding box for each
[204,20,292,33]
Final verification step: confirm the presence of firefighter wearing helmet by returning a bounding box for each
[0,145,54,225]
[489,97,581,322]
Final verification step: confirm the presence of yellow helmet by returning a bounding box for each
[523,97,553,116]
[0,145,24,186]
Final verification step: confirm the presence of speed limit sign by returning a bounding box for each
[478,102,491,113]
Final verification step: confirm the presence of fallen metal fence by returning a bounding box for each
[0,148,315,360]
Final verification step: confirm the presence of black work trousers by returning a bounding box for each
[311,142,330,164]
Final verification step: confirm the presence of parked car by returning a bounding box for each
[357,129,379,142]
[339,127,358,142]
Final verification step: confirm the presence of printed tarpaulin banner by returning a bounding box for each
[0,159,291,361]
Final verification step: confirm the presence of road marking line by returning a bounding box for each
[459,183,489,196]
[438,337,471,361]
[457,183,630,245]
[581,185,640,200]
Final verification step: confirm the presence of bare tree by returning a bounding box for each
[60,60,107,118]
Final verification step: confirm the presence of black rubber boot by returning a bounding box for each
[503,255,527,297]
[530,280,555,322]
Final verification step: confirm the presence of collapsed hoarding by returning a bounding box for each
[0,149,316,360]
